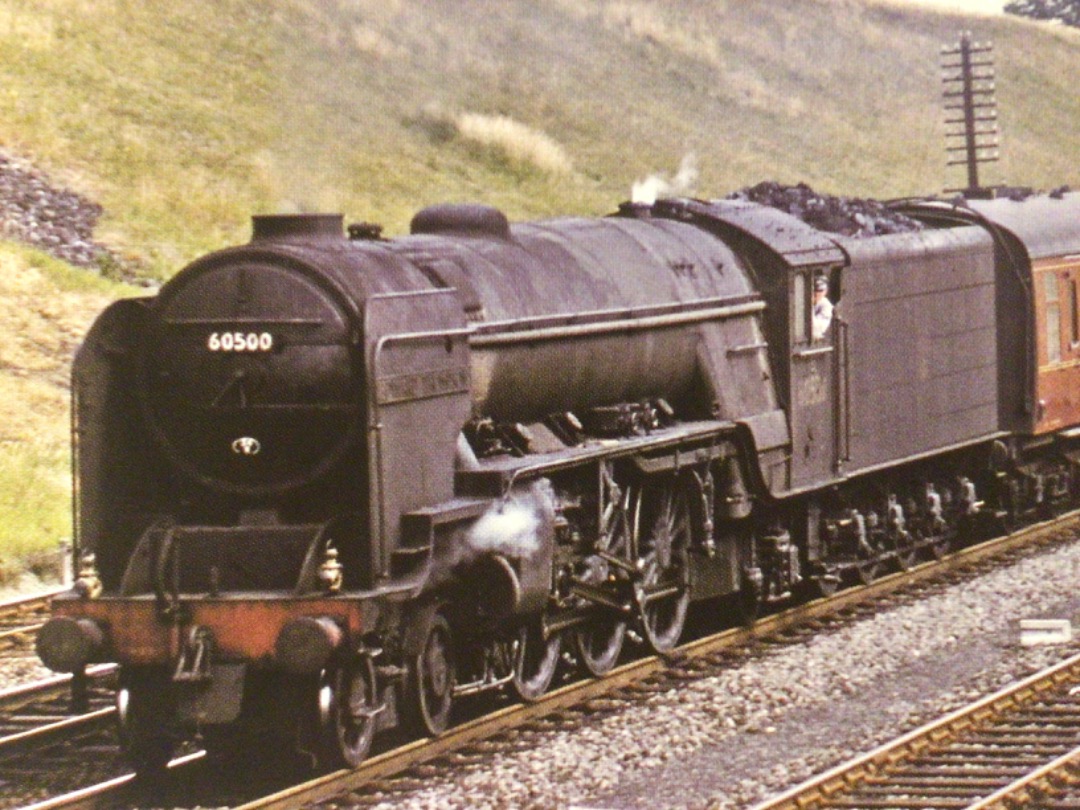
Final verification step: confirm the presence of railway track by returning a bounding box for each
[236,512,1080,810]
[0,664,116,761]
[17,512,1080,810]
[0,588,63,654]
[752,650,1080,810]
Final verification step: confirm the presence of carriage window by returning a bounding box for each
[1045,273,1061,363]
[793,272,808,343]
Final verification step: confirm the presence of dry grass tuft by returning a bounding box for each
[454,112,574,175]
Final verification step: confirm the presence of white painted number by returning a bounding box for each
[208,332,274,352]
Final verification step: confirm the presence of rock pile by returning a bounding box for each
[727,181,923,237]
[0,150,124,271]
[1005,0,1080,28]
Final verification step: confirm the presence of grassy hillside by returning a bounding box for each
[0,0,1076,583]
[1,0,1077,273]
[0,246,126,587]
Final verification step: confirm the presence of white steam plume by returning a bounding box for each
[631,153,699,205]
[466,500,541,560]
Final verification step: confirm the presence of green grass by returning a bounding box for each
[0,0,1076,279]
[0,242,132,581]
[0,0,1077,583]
[0,438,69,580]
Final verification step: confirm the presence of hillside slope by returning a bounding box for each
[0,0,1076,581]
[1,0,1077,273]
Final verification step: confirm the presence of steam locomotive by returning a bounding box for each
[36,187,1080,773]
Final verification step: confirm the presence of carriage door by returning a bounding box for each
[789,266,845,488]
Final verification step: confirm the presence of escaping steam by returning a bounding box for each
[467,498,542,561]
[631,153,699,204]
[427,480,555,591]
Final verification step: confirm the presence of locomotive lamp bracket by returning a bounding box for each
[73,552,102,599]
[318,547,343,593]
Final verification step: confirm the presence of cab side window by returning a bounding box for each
[812,274,833,341]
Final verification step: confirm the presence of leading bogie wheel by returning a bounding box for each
[404,612,456,737]
[116,667,177,779]
[316,657,378,769]
[512,621,562,702]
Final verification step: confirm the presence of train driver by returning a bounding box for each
[812,275,833,340]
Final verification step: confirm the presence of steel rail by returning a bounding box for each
[0,622,44,649]
[0,707,115,759]
[750,654,1080,809]
[231,511,1080,810]
[0,664,115,714]
[17,751,206,810]
[751,544,1080,810]
[0,664,118,773]
[0,587,65,652]
[968,747,1080,809]
[0,588,65,615]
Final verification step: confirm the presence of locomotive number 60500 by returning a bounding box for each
[207,331,274,352]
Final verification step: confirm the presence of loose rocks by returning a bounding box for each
[0,150,123,271]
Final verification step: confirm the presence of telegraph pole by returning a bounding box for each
[942,32,999,197]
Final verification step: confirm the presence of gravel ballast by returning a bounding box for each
[335,535,1080,810]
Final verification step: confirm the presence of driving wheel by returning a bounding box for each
[636,482,691,653]
[512,621,561,702]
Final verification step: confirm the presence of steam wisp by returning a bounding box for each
[631,153,699,204]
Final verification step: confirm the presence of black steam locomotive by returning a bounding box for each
[37,188,1080,773]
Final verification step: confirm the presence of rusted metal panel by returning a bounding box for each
[51,597,366,665]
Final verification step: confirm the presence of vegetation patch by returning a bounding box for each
[0,243,128,583]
